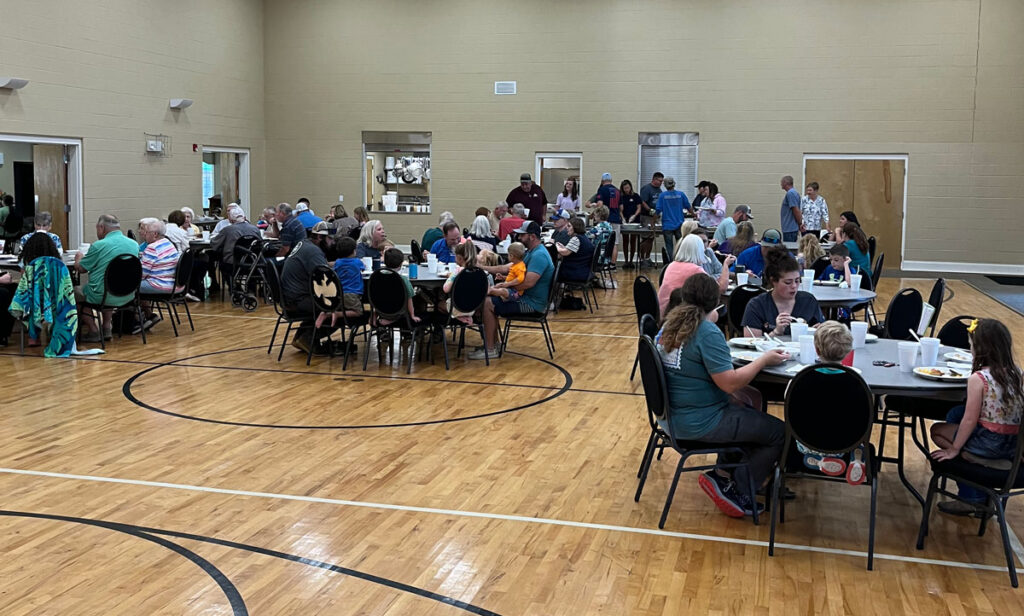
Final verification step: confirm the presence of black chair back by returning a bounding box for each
[785,364,874,455]
[602,230,616,263]
[367,269,409,321]
[174,249,195,290]
[811,256,830,279]
[310,265,344,313]
[870,252,884,290]
[545,243,559,265]
[262,257,285,308]
[450,267,489,314]
[637,336,673,438]
[543,261,562,314]
[859,268,874,291]
[927,278,946,335]
[937,314,975,349]
[104,254,142,298]
[640,313,659,340]
[633,275,660,328]
[882,287,923,341]
[867,236,877,264]
[409,239,423,264]
[658,264,668,286]
[728,284,765,334]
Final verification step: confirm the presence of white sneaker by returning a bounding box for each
[185,293,201,302]
[467,347,497,360]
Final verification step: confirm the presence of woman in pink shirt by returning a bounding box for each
[698,182,727,228]
[657,235,734,315]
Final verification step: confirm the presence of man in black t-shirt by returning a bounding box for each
[281,239,328,353]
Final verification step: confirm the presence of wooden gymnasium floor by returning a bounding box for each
[1,271,1023,615]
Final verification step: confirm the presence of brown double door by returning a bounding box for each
[804,158,906,270]
[32,144,69,247]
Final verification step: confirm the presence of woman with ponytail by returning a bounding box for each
[656,275,788,518]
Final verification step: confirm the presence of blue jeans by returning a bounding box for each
[945,405,985,503]
[662,228,681,261]
[782,231,799,242]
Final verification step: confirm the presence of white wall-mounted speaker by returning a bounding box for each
[169,98,194,110]
[0,77,29,90]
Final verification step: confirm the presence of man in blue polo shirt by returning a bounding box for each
[275,202,307,256]
[779,176,802,242]
[735,228,783,277]
[472,220,554,360]
[654,176,691,260]
[428,221,462,263]
[294,198,323,230]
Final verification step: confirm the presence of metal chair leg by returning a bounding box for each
[916,474,939,549]
[277,322,293,361]
[867,474,878,570]
[769,467,781,556]
[994,496,1019,587]
[658,458,686,529]
[268,318,282,353]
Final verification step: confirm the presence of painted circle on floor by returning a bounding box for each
[122,346,572,429]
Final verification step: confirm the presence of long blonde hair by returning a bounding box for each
[680,220,699,238]
[659,275,719,352]
[730,221,756,256]
[798,233,825,263]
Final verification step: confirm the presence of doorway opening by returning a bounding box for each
[535,153,582,206]
[0,134,83,249]
[803,154,908,269]
[201,146,250,219]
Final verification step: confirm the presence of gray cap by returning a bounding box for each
[664,177,676,189]
[760,228,782,246]
[734,204,753,219]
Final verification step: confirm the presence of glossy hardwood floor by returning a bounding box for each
[1,271,1022,615]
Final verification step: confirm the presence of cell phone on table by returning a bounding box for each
[872,360,896,367]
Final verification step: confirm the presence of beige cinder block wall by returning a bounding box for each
[0,0,266,245]
[264,0,1023,272]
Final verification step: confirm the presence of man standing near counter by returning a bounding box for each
[505,173,548,226]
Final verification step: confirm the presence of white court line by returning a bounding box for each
[0,467,1018,573]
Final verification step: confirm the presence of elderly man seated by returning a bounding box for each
[280,237,330,354]
[211,206,260,280]
[498,204,527,241]
[211,203,242,236]
[474,221,555,360]
[135,217,180,332]
[19,211,64,255]
[75,214,140,342]
[424,221,462,263]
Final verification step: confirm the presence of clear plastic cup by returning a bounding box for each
[850,274,863,291]
[736,272,749,286]
[850,321,868,349]
[790,322,808,341]
[920,337,941,366]
[802,269,815,291]
[898,341,919,373]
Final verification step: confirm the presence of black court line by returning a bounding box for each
[0,510,500,615]
[0,510,248,616]
[123,346,575,429]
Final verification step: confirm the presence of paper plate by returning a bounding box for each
[731,350,762,363]
[728,337,759,349]
[814,280,842,287]
[944,350,973,363]
[913,366,970,382]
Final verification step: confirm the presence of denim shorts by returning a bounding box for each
[947,405,1018,460]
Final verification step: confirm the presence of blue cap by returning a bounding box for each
[601,172,612,181]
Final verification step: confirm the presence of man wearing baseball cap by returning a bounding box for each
[713,205,754,245]
[505,173,548,226]
[735,228,783,277]
[473,220,555,360]
[585,173,621,262]
[549,208,572,245]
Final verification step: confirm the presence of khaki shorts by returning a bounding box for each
[342,292,363,312]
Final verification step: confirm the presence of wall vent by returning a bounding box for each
[494,81,517,95]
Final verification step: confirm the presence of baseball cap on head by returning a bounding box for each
[734,204,753,219]
[549,208,571,221]
[601,172,612,181]
[513,220,542,236]
[760,228,783,246]
[520,173,532,182]
[311,221,331,236]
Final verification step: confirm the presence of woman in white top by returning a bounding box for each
[180,206,199,238]
[799,182,830,234]
[555,178,579,212]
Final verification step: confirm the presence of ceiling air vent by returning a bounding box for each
[494,81,517,95]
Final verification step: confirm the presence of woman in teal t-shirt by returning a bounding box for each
[655,275,788,519]
[836,222,872,278]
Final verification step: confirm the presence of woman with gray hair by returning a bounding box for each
[468,215,497,251]
[18,211,64,255]
[136,217,181,330]
[356,219,392,259]
[657,234,734,314]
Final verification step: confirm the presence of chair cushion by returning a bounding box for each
[930,456,1024,489]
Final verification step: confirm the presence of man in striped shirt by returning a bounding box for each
[136,217,180,331]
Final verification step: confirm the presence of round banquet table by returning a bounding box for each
[723,280,875,308]
[732,337,968,399]
[362,268,447,288]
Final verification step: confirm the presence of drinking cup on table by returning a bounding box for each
[409,262,419,278]
[202,230,211,241]
[802,269,815,291]
[850,274,863,291]
[897,341,919,373]
[799,335,816,365]
[736,272,749,286]
[790,322,808,341]
[361,257,372,271]
[850,321,868,349]
[920,337,941,366]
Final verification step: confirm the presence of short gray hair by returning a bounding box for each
[494,201,508,211]
[139,217,166,237]
[34,211,53,228]
[276,202,292,216]
[511,203,525,217]
[438,211,454,225]
[227,206,246,223]
[97,214,120,230]
[180,206,195,218]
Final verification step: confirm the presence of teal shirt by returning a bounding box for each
[79,230,140,305]
[844,240,872,278]
[657,320,734,439]
[421,227,443,254]
[521,243,554,312]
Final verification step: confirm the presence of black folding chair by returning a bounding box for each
[634,336,760,527]
[500,262,561,359]
[633,314,668,501]
[308,265,370,369]
[139,249,195,337]
[364,269,435,374]
[727,284,765,338]
[811,256,830,279]
[917,430,1024,586]
[867,236,877,267]
[596,230,617,287]
[80,254,146,349]
[868,252,885,322]
[872,287,922,340]
[447,267,490,366]
[409,239,424,264]
[630,275,660,381]
[263,258,308,361]
[559,245,601,313]
[769,364,878,569]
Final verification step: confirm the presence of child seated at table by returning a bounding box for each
[442,241,492,325]
[814,320,853,363]
[818,243,853,286]
[315,237,365,329]
[379,247,419,324]
[478,249,500,268]
[488,242,526,301]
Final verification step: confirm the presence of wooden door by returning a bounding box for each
[804,159,854,232]
[32,144,68,246]
[853,159,905,270]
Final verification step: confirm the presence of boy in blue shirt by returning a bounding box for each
[818,243,853,286]
[332,237,366,313]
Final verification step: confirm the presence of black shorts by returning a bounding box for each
[491,296,537,316]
